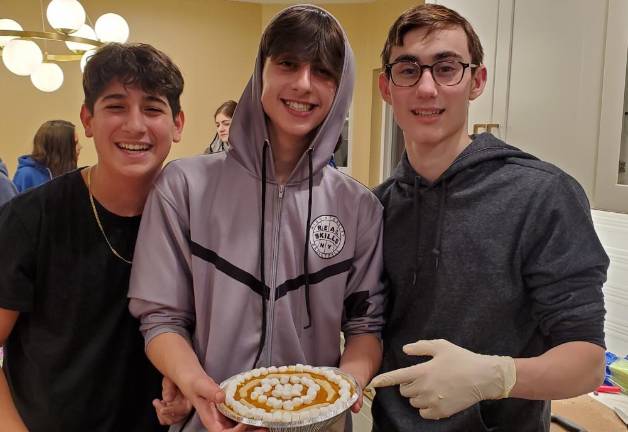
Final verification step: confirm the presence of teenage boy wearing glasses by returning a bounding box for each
[369,4,608,431]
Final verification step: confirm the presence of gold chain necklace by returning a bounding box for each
[87,167,133,264]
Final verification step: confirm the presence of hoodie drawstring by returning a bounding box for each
[412,178,447,286]
[253,142,269,368]
[412,177,421,287]
[432,181,447,270]
[303,148,314,329]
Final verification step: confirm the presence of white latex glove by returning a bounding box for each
[370,339,516,420]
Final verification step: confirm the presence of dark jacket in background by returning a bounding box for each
[204,134,229,154]
[0,159,17,207]
[372,133,608,432]
[13,155,52,193]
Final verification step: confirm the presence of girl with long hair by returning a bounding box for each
[205,100,237,154]
[13,120,80,192]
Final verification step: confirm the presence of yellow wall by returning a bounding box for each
[0,0,261,176]
[1,0,420,185]
[262,0,420,187]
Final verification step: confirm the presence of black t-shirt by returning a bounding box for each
[0,170,165,432]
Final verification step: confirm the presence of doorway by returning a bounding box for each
[380,102,405,182]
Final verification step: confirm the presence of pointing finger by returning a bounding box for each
[403,339,447,357]
[370,365,421,388]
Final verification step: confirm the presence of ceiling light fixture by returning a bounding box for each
[0,0,130,92]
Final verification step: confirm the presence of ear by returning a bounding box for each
[172,111,185,143]
[80,104,94,138]
[378,72,393,105]
[469,65,487,101]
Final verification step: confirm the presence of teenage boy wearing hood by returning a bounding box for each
[369,4,608,432]
[0,159,17,207]
[128,5,385,432]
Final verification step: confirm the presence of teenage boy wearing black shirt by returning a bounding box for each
[0,43,185,432]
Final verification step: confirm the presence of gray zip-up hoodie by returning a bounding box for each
[372,133,608,432]
[128,8,385,431]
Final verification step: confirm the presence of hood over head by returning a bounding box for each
[228,4,355,184]
[221,5,356,370]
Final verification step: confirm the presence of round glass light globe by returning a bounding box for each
[0,19,22,48]
[2,39,43,76]
[47,0,86,33]
[80,49,96,73]
[31,63,64,92]
[66,24,98,52]
[94,13,129,43]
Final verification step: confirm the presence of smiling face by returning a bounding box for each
[260,55,337,149]
[215,112,232,142]
[379,26,486,150]
[80,79,184,181]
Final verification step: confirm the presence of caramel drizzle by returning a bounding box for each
[234,372,343,412]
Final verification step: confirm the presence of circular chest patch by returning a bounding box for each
[309,215,346,259]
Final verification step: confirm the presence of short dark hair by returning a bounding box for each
[31,120,77,177]
[82,43,184,118]
[381,4,484,70]
[260,5,345,85]
[214,100,237,119]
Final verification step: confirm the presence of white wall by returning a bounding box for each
[505,0,607,199]
[620,71,628,185]
[593,210,628,356]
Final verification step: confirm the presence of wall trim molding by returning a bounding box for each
[604,284,628,307]
[594,210,628,354]
[605,247,628,267]
[592,209,628,231]
[606,318,628,340]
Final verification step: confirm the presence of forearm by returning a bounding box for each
[0,367,28,432]
[510,341,605,400]
[146,332,208,393]
[339,333,382,389]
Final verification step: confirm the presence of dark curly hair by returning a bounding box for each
[82,43,184,119]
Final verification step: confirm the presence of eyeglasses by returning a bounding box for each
[385,60,478,87]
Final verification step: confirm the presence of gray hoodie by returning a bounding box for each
[128,7,385,431]
[0,159,17,207]
[372,133,608,432]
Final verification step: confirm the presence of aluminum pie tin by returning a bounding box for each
[217,366,361,432]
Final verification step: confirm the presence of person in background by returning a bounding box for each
[128,5,385,431]
[329,135,343,168]
[369,4,608,431]
[13,120,80,193]
[204,100,237,154]
[0,157,14,370]
[0,42,185,432]
[0,159,17,207]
